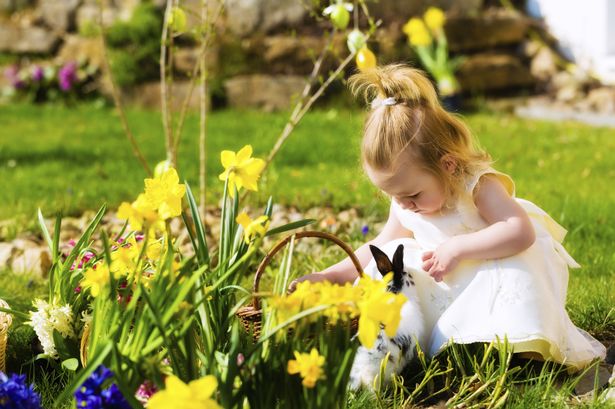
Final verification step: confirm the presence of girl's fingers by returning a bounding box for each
[422,259,434,271]
[421,251,433,261]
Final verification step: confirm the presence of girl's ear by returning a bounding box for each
[369,245,393,276]
[440,154,457,174]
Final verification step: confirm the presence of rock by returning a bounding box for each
[173,46,219,75]
[574,362,612,396]
[0,0,34,14]
[582,87,615,115]
[224,74,305,111]
[0,242,17,269]
[76,2,118,33]
[551,71,582,103]
[262,35,324,75]
[123,80,207,111]
[10,247,52,277]
[530,45,559,82]
[370,0,483,23]
[0,25,60,54]
[57,35,105,70]
[457,52,535,92]
[224,0,306,37]
[40,0,81,32]
[445,9,529,52]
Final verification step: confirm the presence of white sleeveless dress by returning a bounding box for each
[363,167,606,371]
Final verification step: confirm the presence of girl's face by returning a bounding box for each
[365,159,448,215]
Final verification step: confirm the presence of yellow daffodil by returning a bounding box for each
[144,168,186,220]
[110,237,139,279]
[218,145,265,198]
[146,239,163,261]
[287,348,325,388]
[355,274,406,348]
[403,17,432,46]
[117,193,159,232]
[424,7,445,33]
[147,375,221,409]
[236,212,270,244]
[356,47,376,71]
[81,262,111,297]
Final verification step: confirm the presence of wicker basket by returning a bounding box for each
[236,231,364,340]
[0,299,13,373]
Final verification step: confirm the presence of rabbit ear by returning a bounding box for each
[390,245,405,292]
[392,244,405,273]
[369,245,393,277]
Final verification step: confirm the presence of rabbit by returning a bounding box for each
[349,243,426,390]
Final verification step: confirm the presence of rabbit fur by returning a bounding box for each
[349,243,426,390]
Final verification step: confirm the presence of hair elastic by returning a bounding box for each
[370,97,398,109]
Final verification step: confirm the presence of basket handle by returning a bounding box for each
[251,230,364,310]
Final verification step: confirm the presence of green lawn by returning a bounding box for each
[1,102,614,407]
[1,103,615,340]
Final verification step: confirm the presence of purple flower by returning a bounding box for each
[4,65,25,89]
[135,381,157,404]
[0,371,42,409]
[31,66,44,82]
[58,62,77,92]
[361,225,369,236]
[74,365,130,409]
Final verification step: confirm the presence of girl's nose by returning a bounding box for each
[398,198,415,210]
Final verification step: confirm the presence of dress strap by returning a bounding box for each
[466,167,516,197]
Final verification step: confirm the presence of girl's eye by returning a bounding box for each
[407,193,420,199]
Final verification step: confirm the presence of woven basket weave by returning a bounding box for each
[0,299,13,373]
[236,231,364,340]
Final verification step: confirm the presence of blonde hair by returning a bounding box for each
[348,64,492,204]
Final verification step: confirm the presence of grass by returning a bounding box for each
[1,102,614,407]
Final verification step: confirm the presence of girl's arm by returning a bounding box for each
[458,174,536,259]
[423,175,536,281]
[288,204,413,290]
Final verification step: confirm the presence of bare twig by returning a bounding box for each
[199,0,210,217]
[160,0,176,167]
[98,0,152,176]
[172,1,224,155]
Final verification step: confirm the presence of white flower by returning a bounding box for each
[27,299,76,358]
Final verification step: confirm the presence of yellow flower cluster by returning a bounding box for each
[287,348,325,388]
[80,236,166,297]
[148,375,221,409]
[269,274,407,349]
[117,168,186,233]
[403,7,445,47]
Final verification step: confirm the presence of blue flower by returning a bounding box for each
[361,225,369,236]
[74,366,130,409]
[0,371,42,409]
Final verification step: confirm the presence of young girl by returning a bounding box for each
[289,64,606,370]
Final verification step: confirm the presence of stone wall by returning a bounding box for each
[0,0,555,110]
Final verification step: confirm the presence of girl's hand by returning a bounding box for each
[287,273,328,293]
[421,238,463,282]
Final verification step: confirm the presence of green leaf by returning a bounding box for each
[266,219,316,236]
[37,209,53,253]
[62,358,79,371]
[184,182,210,266]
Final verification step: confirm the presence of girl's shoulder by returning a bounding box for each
[465,167,516,199]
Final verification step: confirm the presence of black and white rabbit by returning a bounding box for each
[349,243,426,390]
